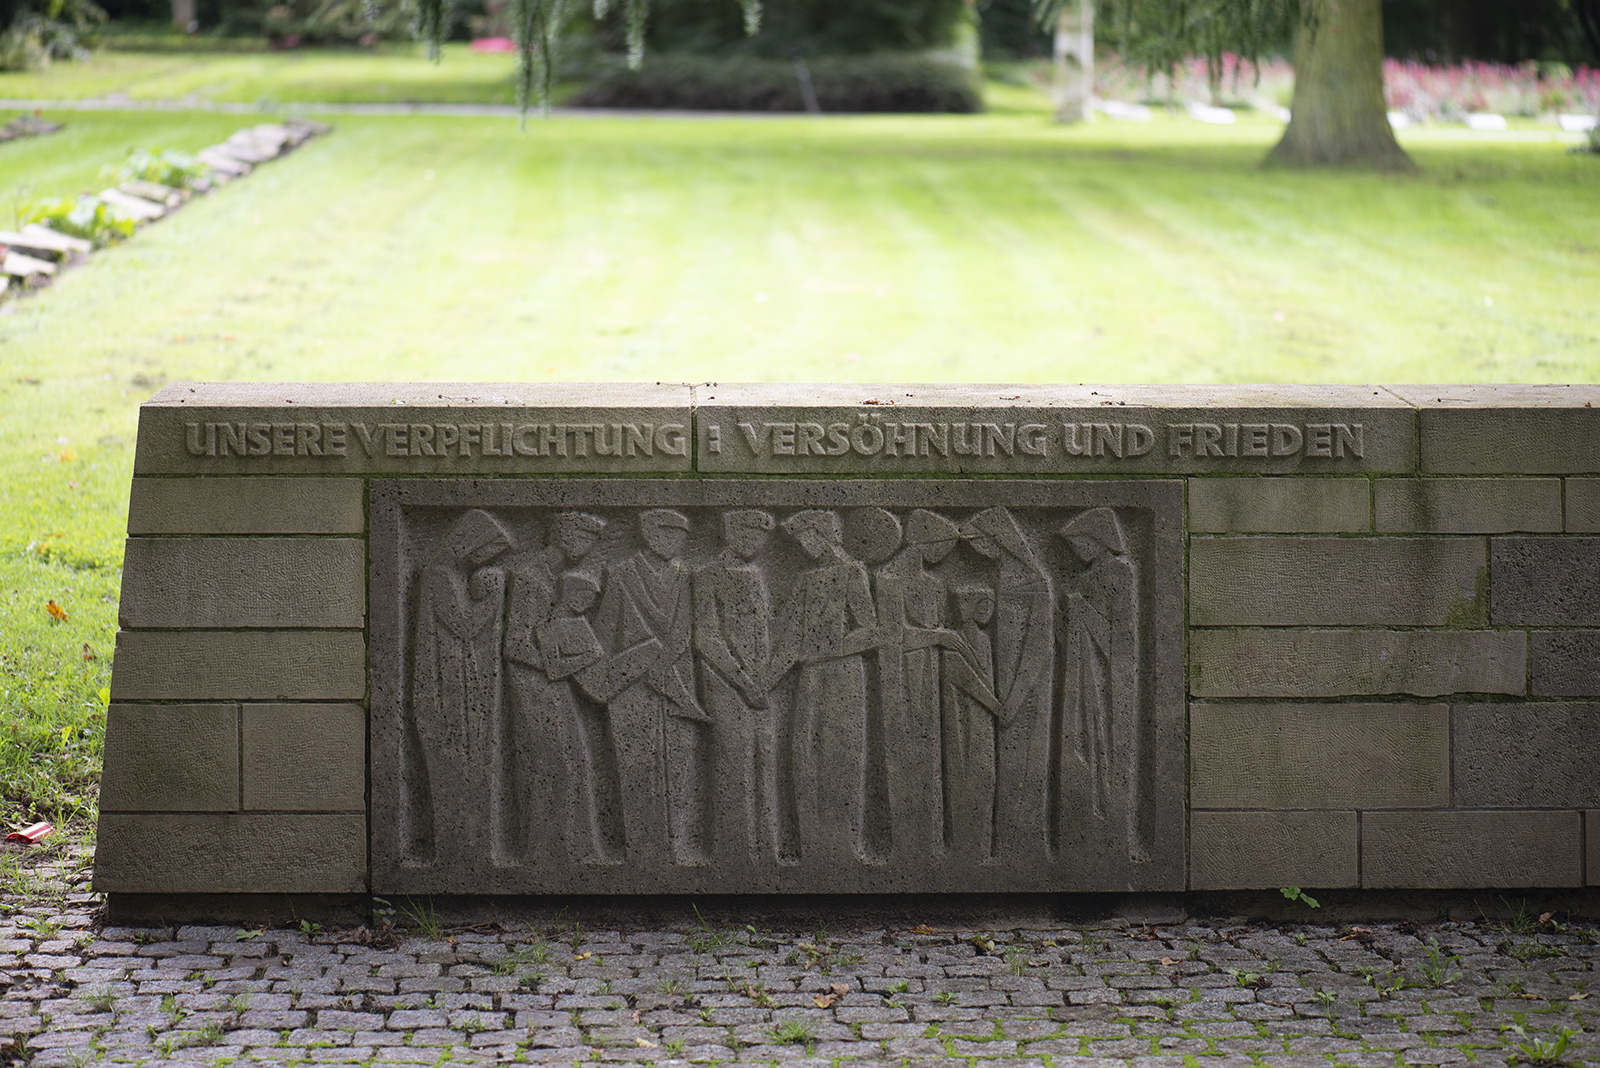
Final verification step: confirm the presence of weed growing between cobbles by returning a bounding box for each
[2,853,1597,1068]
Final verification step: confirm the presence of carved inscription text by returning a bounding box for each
[183,421,689,460]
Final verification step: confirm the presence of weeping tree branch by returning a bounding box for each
[412,0,760,116]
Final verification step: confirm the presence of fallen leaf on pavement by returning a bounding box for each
[813,993,837,1008]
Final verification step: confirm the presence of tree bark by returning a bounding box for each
[1265,0,1415,171]
[1052,0,1093,124]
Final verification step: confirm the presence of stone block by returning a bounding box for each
[1532,632,1600,696]
[128,477,364,534]
[1590,812,1599,887]
[1189,811,1358,890]
[110,630,365,701]
[134,382,693,476]
[1374,478,1561,533]
[1452,702,1600,808]
[1191,629,1525,698]
[1189,537,1486,626]
[1490,537,1600,625]
[93,813,367,893]
[1188,478,1370,533]
[98,704,239,812]
[1568,478,1600,532]
[242,704,366,811]
[694,384,1416,475]
[1389,385,1600,474]
[1190,702,1448,809]
[1362,811,1583,888]
[120,538,364,628]
[370,477,1186,894]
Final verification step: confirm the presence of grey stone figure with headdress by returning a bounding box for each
[959,506,1054,861]
[768,509,879,866]
[407,508,513,870]
[1058,507,1147,862]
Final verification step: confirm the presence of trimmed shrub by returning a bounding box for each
[568,52,982,112]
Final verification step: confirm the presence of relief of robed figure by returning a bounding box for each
[405,509,514,869]
[502,512,614,865]
[1058,508,1147,861]
[692,509,779,867]
[586,509,709,868]
[767,509,879,867]
[959,506,1054,862]
[943,582,1001,858]
[871,508,997,860]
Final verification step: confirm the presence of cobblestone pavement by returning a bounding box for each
[2,852,1596,1068]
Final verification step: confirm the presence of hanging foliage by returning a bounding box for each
[1029,0,1298,91]
[411,0,761,116]
[407,0,451,57]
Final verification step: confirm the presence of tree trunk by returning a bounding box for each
[1265,0,1414,171]
[1052,0,1093,124]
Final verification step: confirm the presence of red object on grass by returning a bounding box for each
[470,37,516,52]
[6,822,52,844]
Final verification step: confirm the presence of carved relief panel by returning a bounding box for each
[370,480,1183,893]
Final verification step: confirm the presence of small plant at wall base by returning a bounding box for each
[1504,1025,1575,1066]
[1280,886,1320,909]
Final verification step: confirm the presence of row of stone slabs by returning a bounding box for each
[0,118,330,295]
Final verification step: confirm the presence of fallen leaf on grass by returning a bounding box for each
[46,600,67,622]
[81,643,95,661]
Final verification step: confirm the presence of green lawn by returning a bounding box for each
[0,81,1596,840]
[0,43,521,104]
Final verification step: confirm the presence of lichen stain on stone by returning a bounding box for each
[1444,565,1490,629]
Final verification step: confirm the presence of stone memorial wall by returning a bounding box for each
[95,383,1600,906]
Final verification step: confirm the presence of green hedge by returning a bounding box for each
[568,53,982,112]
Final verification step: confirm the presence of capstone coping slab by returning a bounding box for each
[694,384,1415,475]
[1388,385,1600,474]
[134,382,695,475]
